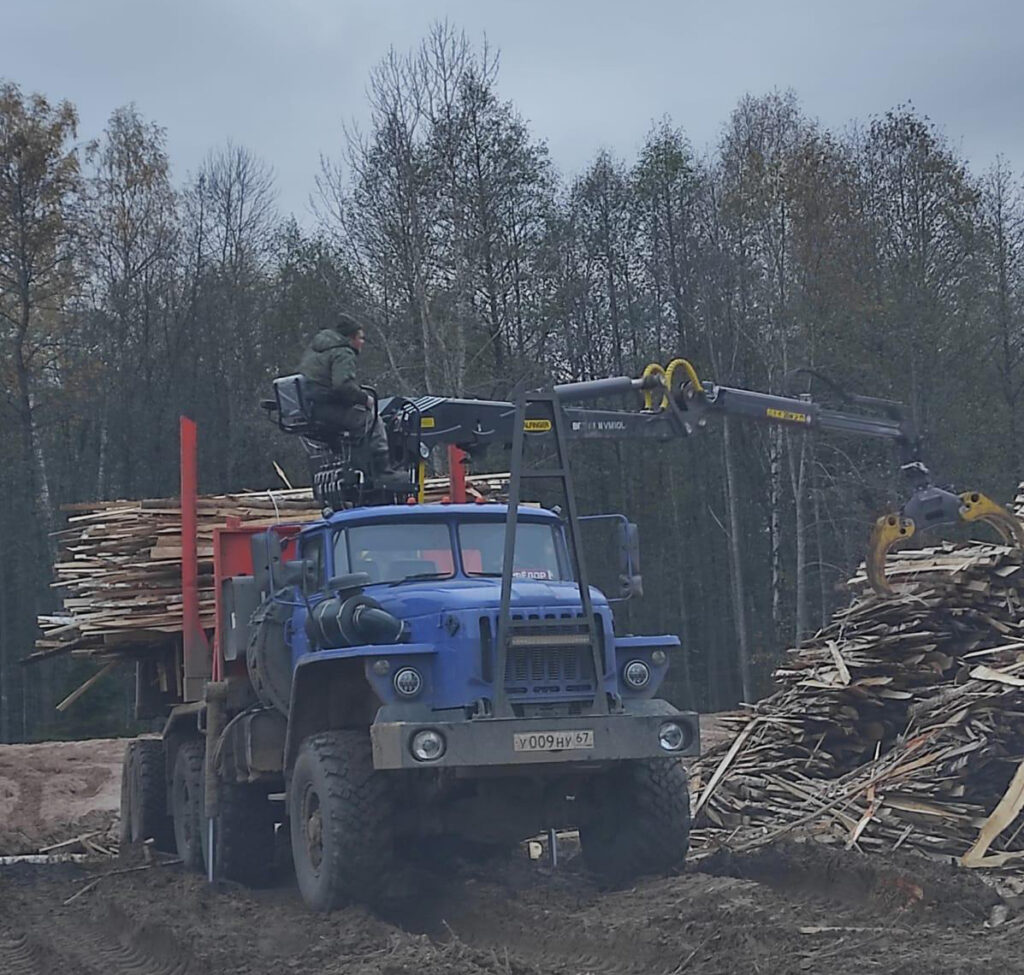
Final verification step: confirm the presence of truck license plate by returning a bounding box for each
[513,729,594,752]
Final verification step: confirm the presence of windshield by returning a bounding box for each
[335,522,455,585]
[459,521,570,581]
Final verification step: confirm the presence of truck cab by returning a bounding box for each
[284,504,694,771]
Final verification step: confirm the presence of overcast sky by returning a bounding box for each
[3,0,1022,219]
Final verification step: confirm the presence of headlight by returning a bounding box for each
[410,729,446,761]
[373,658,391,676]
[623,659,651,689]
[393,667,423,697]
[658,721,687,752]
[651,649,667,666]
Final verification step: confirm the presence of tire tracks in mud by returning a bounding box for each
[1,842,1013,975]
[388,877,703,975]
[0,931,81,975]
[0,902,202,975]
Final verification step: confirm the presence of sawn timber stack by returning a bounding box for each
[33,475,509,660]
[691,539,1024,870]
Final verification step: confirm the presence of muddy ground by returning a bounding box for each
[0,738,123,855]
[2,724,1023,974]
[1,840,1020,975]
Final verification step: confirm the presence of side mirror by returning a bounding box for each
[578,514,642,602]
[617,521,643,599]
[251,530,283,598]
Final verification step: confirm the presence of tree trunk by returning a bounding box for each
[813,453,829,630]
[0,526,10,743]
[96,400,109,498]
[667,460,694,709]
[768,425,783,642]
[415,271,435,395]
[722,417,752,702]
[29,392,56,554]
[787,430,809,644]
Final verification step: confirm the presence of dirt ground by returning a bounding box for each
[2,722,1023,974]
[0,738,124,855]
[1,840,1020,975]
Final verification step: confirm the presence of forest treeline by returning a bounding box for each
[2,25,1023,740]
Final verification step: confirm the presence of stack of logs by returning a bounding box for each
[691,541,1024,869]
[34,474,510,661]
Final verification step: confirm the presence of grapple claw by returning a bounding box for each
[960,492,1024,548]
[866,513,916,595]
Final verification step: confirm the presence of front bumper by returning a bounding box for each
[369,703,700,770]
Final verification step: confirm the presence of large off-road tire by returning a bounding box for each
[119,746,132,850]
[171,740,205,871]
[288,731,396,911]
[121,739,174,852]
[214,783,276,887]
[579,757,691,884]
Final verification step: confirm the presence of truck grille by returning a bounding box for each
[479,612,604,700]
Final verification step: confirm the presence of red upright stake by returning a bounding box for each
[180,417,212,696]
[448,445,468,503]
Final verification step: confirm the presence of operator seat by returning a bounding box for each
[264,374,414,510]
[269,374,368,450]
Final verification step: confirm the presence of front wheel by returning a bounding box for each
[288,731,396,911]
[215,783,276,887]
[579,758,691,884]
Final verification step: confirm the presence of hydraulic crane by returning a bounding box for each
[375,359,1024,594]
[267,358,1024,594]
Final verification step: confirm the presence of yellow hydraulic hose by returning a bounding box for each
[665,358,703,399]
[641,363,667,410]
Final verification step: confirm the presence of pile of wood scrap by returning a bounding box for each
[34,474,510,660]
[0,825,119,866]
[34,491,320,658]
[37,828,117,859]
[690,541,1024,869]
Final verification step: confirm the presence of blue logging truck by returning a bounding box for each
[118,360,1019,910]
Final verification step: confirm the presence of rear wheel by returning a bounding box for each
[289,731,396,910]
[171,740,205,871]
[579,758,691,884]
[122,739,174,851]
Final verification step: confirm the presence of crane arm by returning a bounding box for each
[666,366,1024,590]
[380,359,1023,594]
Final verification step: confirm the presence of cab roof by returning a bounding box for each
[301,503,560,534]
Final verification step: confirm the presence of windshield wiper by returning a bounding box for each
[387,572,450,587]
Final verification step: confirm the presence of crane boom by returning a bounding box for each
[265,360,1022,594]
[378,359,1024,594]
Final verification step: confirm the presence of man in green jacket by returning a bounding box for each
[298,313,395,478]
